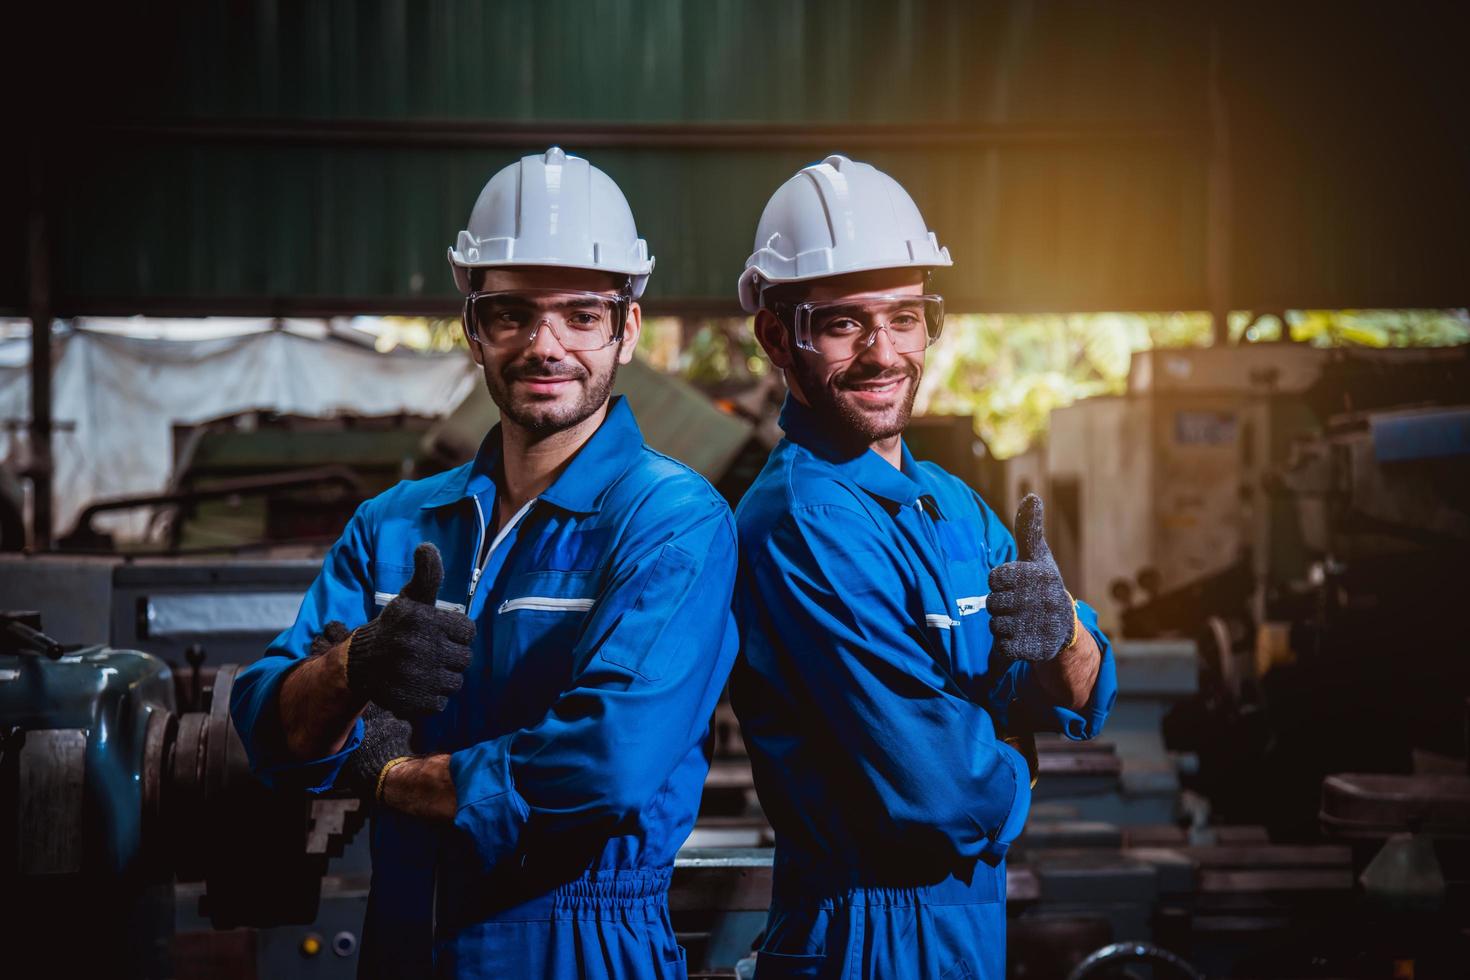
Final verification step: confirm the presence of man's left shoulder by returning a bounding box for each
[611,445,731,521]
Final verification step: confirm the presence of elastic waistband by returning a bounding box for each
[450,866,674,925]
[544,866,673,904]
[769,852,1004,910]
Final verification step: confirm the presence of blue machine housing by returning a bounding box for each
[2,645,176,878]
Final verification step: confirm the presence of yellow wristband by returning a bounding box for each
[376,755,412,802]
[1062,592,1083,652]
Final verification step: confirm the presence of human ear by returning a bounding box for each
[617,303,642,365]
[754,309,793,370]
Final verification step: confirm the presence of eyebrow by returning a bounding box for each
[478,294,609,312]
[814,300,925,317]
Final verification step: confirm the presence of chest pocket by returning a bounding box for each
[926,554,1001,697]
[495,566,595,648]
[490,569,598,728]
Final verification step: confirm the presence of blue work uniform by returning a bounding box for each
[732,397,1117,980]
[231,397,739,979]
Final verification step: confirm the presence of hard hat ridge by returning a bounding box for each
[448,146,655,298]
[738,154,951,313]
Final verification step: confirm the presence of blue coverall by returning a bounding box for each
[231,397,739,979]
[732,397,1117,980]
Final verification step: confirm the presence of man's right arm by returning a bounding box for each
[229,505,377,791]
[278,635,366,760]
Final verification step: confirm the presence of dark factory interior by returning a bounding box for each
[4,3,1469,978]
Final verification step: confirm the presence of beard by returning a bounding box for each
[485,353,620,436]
[790,354,920,446]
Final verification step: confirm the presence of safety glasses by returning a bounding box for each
[462,289,631,352]
[775,294,944,361]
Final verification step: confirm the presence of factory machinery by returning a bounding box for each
[0,565,1373,978]
[2,619,366,976]
[1,556,1219,979]
[1,561,371,979]
[1028,344,1470,973]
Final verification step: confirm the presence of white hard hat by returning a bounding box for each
[737,154,952,314]
[448,146,655,298]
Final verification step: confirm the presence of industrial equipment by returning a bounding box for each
[58,410,440,554]
[1,610,365,978]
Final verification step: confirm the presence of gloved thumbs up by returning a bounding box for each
[987,493,1075,662]
[401,542,445,605]
[344,540,475,717]
[1014,493,1051,564]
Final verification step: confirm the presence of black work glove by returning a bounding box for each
[308,619,353,657]
[987,494,1079,663]
[346,542,475,717]
[334,702,413,801]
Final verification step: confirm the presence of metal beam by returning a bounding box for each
[108,117,1205,152]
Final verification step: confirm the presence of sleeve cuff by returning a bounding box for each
[449,738,531,874]
[229,655,365,793]
[1008,601,1118,741]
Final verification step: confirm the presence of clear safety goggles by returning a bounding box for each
[775,294,945,361]
[462,289,631,352]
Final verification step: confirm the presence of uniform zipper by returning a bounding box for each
[467,496,538,605]
[497,596,596,614]
[467,497,489,603]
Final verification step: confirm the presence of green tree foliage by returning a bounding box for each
[1256,309,1469,347]
[917,312,1213,458]
[638,317,767,383]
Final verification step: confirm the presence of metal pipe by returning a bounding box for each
[26,148,53,551]
[1206,18,1234,346]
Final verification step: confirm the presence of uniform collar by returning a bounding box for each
[778,394,931,512]
[421,395,644,514]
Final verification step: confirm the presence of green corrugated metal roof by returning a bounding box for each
[156,1,1205,125]
[14,1,1466,317]
[54,140,1206,314]
[28,0,1213,316]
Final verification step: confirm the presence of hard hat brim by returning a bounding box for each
[737,253,952,314]
[449,249,653,299]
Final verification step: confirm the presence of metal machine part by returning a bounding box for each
[58,466,366,553]
[1067,941,1204,980]
[2,611,366,977]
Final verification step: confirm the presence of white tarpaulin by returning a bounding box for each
[0,320,478,540]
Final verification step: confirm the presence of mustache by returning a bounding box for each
[832,363,918,388]
[501,360,587,382]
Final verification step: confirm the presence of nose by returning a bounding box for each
[525,316,567,358]
[857,323,900,368]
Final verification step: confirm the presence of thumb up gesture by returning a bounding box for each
[345,542,476,716]
[987,494,1079,663]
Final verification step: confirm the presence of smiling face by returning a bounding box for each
[754,268,927,448]
[464,267,641,437]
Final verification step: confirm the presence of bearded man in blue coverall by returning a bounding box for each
[730,155,1118,979]
[230,147,739,979]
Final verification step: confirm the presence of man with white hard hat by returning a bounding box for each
[232,147,738,978]
[731,155,1117,978]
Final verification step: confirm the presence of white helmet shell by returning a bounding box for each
[738,154,952,313]
[448,146,655,298]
